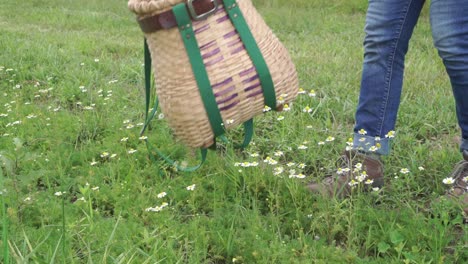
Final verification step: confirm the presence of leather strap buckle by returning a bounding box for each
[187,0,218,21]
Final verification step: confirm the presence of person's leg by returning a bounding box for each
[353,0,426,155]
[430,0,468,218]
[430,0,468,152]
[308,0,426,197]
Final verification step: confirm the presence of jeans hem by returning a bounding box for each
[460,138,468,152]
[352,134,391,156]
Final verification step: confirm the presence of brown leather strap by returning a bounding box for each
[138,0,223,33]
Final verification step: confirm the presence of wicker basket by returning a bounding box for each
[128,0,299,148]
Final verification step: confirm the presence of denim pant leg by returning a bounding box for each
[352,0,426,155]
[430,0,468,153]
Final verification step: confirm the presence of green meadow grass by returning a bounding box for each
[0,0,466,263]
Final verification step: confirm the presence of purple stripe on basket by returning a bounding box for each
[242,74,259,84]
[247,89,263,98]
[217,15,229,23]
[231,45,245,55]
[212,77,233,90]
[199,40,216,51]
[239,66,256,77]
[226,38,241,48]
[192,20,202,27]
[224,30,237,39]
[204,55,224,67]
[214,85,235,97]
[216,6,225,14]
[244,82,261,92]
[217,93,238,104]
[219,100,240,111]
[194,24,210,34]
[202,47,221,60]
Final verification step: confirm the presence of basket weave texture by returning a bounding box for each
[129,0,299,148]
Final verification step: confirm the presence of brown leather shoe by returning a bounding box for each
[443,150,468,221]
[307,150,384,198]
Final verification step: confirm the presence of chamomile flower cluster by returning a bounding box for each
[233,141,315,179]
[144,190,172,212]
[354,129,392,152]
[144,185,196,213]
[317,136,337,146]
[341,162,376,189]
[443,176,468,186]
[229,86,336,181]
[297,88,316,97]
[145,202,169,212]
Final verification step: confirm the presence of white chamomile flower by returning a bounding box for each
[358,129,367,135]
[442,177,455,185]
[302,106,312,113]
[354,163,362,170]
[263,105,271,112]
[368,146,379,152]
[127,149,137,154]
[365,179,374,185]
[400,168,410,174]
[274,151,284,157]
[296,174,306,179]
[273,167,284,175]
[385,131,396,138]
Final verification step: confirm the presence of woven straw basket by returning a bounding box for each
[128,0,299,148]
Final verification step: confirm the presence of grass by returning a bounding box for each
[0,0,467,263]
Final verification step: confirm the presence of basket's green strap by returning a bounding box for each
[223,0,277,109]
[218,119,253,149]
[173,3,225,138]
[142,39,152,131]
[141,38,207,172]
[242,118,254,147]
[173,3,256,149]
[144,100,207,172]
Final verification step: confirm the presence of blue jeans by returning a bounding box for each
[353,0,468,155]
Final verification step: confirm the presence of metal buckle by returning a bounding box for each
[187,0,218,21]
